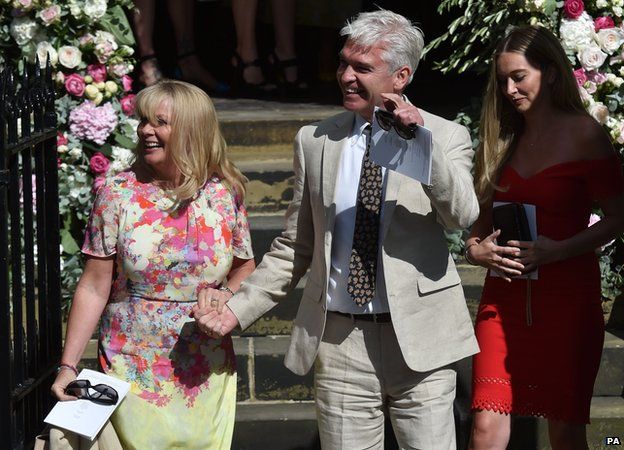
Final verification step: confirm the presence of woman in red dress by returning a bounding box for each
[465,26,624,449]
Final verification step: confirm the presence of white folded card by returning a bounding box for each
[369,106,433,186]
[44,368,130,441]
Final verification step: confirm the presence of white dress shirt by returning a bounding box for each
[326,114,390,314]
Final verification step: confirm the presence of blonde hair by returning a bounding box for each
[475,25,587,203]
[134,79,247,203]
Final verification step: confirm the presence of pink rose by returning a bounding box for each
[564,0,584,19]
[39,5,61,25]
[64,73,85,97]
[57,132,68,146]
[89,152,110,175]
[92,175,106,193]
[121,75,133,92]
[595,16,615,31]
[120,94,136,116]
[573,68,587,87]
[87,64,107,83]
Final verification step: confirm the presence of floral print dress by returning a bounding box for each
[82,170,253,450]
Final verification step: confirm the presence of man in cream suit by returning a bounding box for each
[196,9,479,449]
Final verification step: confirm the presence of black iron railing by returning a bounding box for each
[0,59,61,449]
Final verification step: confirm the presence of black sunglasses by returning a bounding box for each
[375,109,416,140]
[64,379,119,405]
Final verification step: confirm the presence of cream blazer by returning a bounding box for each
[229,109,480,376]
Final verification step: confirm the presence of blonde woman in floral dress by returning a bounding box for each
[51,80,255,449]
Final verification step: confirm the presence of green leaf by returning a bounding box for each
[99,5,136,46]
[114,133,135,150]
[61,228,80,254]
[543,0,557,16]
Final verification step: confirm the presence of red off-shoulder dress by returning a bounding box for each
[471,155,624,423]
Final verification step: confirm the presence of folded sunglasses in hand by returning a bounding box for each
[64,379,119,405]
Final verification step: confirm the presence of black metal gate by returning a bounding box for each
[0,60,62,449]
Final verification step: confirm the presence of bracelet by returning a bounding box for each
[464,241,481,266]
[219,286,234,296]
[58,363,79,376]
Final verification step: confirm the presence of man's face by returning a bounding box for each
[336,40,409,121]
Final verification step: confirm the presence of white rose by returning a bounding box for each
[10,16,38,46]
[614,6,624,17]
[58,45,82,69]
[38,5,61,26]
[68,0,83,18]
[57,145,68,153]
[68,147,82,158]
[597,0,608,7]
[93,31,118,64]
[589,102,609,124]
[108,62,132,77]
[559,13,595,52]
[596,28,623,54]
[36,41,58,67]
[84,0,107,20]
[578,44,608,71]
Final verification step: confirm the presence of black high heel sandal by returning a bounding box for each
[174,50,230,95]
[231,52,275,97]
[268,50,308,92]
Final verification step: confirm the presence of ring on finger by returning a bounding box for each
[210,297,218,307]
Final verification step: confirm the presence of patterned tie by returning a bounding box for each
[347,124,382,307]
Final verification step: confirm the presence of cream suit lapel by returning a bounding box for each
[380,170,403,243]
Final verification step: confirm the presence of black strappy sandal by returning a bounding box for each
[175,50,230,95]
[231,52,275,97]
[268,50,308,92]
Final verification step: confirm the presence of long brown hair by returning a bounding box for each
[134,80,247,202]
[475,25,587,203]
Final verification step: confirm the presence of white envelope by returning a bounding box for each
[369,106,433,186]
[44,369,130,441]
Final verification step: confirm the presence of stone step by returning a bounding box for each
[214,97,343,148]
[230,397,624,450]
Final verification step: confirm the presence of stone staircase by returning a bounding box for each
[82,98,624,449]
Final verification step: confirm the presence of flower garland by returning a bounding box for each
[428,0,624,301]
[0,0,138,308]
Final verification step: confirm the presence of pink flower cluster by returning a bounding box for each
[69,101,118,145]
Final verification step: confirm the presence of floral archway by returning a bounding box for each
[1,0,137,307]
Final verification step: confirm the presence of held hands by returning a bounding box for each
[191,287,239,337]
[467,229,524,282]
[379,93,424,127]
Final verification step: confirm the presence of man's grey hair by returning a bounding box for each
[340,9,424,84]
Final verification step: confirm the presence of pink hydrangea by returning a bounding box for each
[90,153,110,175]
[595,16,615,31]
[564,0,584,19]
[87,64,107,83]
[573,68,587,87]
[64,73,85,97]
[121,75,133,92]
[120,94,136,116]
[69,101,118,145]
